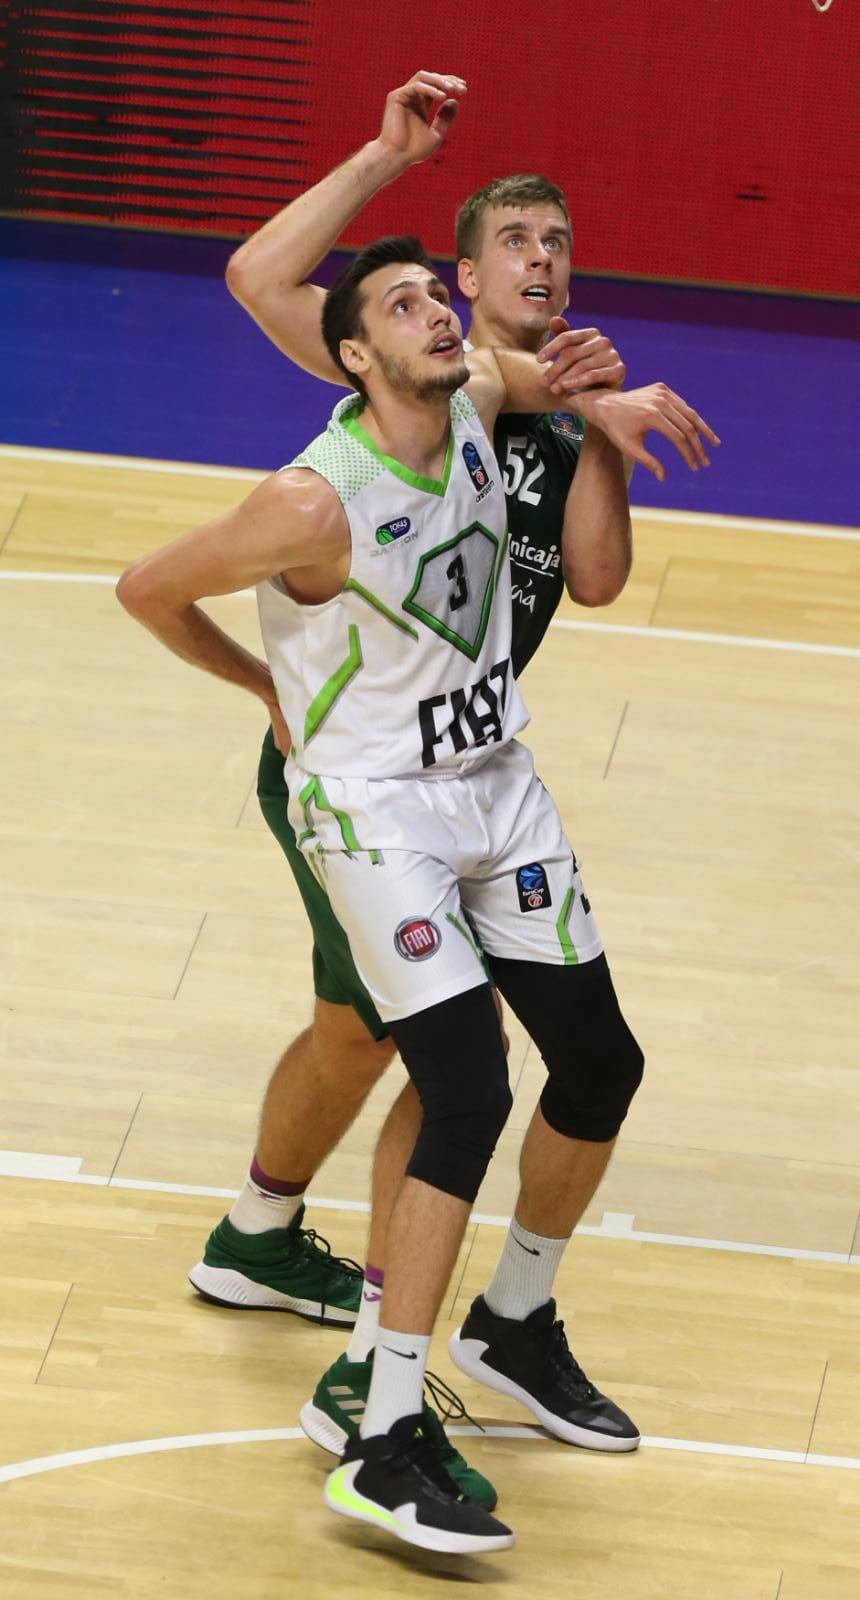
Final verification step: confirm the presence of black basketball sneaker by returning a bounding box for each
[324,1411,515,1555]
[449,1295,640,1451]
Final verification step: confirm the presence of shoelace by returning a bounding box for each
[297,1225,363,1279]
[423,1368,486,1437]
[385,1421,469,1498]
[294,1225,362,1324]
[543,1318,598,1400]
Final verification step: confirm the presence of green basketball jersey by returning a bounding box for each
[494,410,584,675]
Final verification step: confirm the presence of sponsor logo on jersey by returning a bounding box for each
[376,516,412,545]
[418,658,510,769]
[516,862,552,912]
[462,440,494,502]
[509,534,561,576]
[550,412,585,442]
[394,917,441,961]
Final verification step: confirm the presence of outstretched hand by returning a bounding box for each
[587,385,720,481]
[377,71,466,165]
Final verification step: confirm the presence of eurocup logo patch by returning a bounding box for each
[516,863,552,913]
[394,917,441,961]
[376,516,411,546]
[462,440,489,492]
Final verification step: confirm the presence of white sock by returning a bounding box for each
[483,1217,571,1320]
[228,1170,305,1235]
[346,1266,384,1364]
[359,1327,431,1438]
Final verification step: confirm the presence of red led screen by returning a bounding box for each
[1,1,857,296]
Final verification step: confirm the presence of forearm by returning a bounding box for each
[494,349,617,419]
[119,587,276,709]
[226,138,409,365]
[561,426,632,607]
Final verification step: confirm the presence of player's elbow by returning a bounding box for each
[225,249,247,304]
[116,560,156,621]
[225,244,256,308]
[564,567,628,608]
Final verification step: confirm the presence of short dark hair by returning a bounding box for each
[322,234,434,397]
[455,174,571,261]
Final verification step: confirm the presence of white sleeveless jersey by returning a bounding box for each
[257,390,528,780]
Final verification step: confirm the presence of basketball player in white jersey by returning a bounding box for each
[118,227,716,1552]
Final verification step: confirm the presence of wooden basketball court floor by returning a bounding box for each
[0,444,858,1598]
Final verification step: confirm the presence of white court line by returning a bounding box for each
[1,443,857,541]
[630,505,860,542]
[1,1424,857,1487]
[0,444,262,482]
[550,617,860,659]
[0,571,117,584]
[6,1168,856,1266]
[2,570,859,660]
[0,1149,84,1180]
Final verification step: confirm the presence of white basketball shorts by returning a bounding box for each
[288,740,604,1023]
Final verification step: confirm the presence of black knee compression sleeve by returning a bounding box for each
[388,984,513,1203]
[489,953,644,1142]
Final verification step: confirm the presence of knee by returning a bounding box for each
[540,1026,644,1142]
[389,986,513,1203]
[408,1068,512,1203]
[313,1000,396,1091]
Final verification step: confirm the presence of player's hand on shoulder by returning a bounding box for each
[538,317,626,394]
[377,72,466,166]
[585,385,721,482]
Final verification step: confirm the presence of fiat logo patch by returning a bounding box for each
[394,917,442,961]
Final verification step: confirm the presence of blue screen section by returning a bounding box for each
[2,219,858,526]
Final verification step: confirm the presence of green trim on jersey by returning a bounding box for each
[303,623,363,746]
[445,911,491,981]
[340,404,455,498]
[402,522,499,661]
[343,577,419,639]
[555,886,579,966]
[292,398,385,505]
[299,774,362,855]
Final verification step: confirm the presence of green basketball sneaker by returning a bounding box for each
[188,1206,362,1326]
[299,1351,499,1510]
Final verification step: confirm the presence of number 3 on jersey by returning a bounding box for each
[503,436,546,506]
[447,552,469,612]
[403,522,500,661]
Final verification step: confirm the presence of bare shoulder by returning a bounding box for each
[248,467,349,567]
[463,347,505,434]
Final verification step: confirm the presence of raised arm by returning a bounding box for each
[116,471,350,746]
[225,71,466,380]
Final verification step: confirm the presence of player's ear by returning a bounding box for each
[340,338,370,382]
[457,257,479,305]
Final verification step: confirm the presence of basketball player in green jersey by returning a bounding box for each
[183,72,714,1512]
